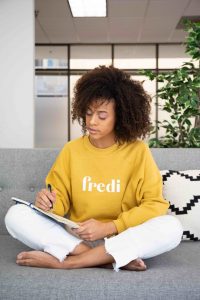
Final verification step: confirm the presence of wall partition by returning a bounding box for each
[0,0,34,148]
[35,43,192,148]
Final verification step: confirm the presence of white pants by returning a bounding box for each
[5,204,183,271]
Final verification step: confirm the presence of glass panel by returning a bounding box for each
[70,75,83,140]
[132,75,156,141]
[158,45,199,69]
[70,45,112,69]
[35,46,68,69]
[35,76,67,97]
[114,45,156,69]
[35,75,68,148]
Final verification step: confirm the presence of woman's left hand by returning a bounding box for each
[73,219,117,241]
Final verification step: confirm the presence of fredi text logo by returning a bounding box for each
[82,176,120,193]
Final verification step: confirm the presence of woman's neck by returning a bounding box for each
[89,136,116,149]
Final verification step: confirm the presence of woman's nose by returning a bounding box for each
[89,114,98,125]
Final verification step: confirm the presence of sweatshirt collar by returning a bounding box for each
[83,135,119,155]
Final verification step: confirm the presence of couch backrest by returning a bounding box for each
[0,148,199,235]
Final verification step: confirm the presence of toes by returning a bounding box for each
[17,252,29,260]
[134,259,147,271]
[136,258,147,268]
[16,258,32,266]
[16,251,36,266]
[127,264,147,271]
[123,258,147,271]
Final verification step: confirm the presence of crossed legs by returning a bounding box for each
[16,244,147,271]
[5,204,183,271]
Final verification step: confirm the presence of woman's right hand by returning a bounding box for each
[35,189,56,211]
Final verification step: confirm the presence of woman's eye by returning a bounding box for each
[99,113,107,120]
[86,110,92,116]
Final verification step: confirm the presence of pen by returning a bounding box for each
[47,184,53,209]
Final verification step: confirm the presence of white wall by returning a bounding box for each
[0,0,34,148]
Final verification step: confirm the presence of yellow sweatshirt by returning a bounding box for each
[46,136,169,233]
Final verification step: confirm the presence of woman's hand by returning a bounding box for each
[73,219,118,241]
[35,188,56,211]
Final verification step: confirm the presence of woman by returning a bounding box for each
[5,65,183,271]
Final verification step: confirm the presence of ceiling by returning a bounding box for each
[35,0,200,44]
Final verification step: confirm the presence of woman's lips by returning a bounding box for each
[87,127,99,134]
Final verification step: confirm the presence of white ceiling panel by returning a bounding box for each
[73,18,109,42]
[35,20,50,43]
[146,0,189,18]
[183,0,200,15]
[37,17,77,43]
[38,17,69,31]
[35,0,71,18]
[143,17,177,31]
[141,17,177,42]
[109,17,143,42]
[170,29,188,42]
[109,0,147,17]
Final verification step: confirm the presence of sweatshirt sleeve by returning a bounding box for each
[113,144,169,233]
[45,144,71,217]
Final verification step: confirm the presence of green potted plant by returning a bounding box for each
[142,20,200,148]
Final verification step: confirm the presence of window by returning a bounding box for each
[35,46,68,69]
[114,45,156,69]
[35,75,68,148]
[159,45,192,69]
[70,45,111,69]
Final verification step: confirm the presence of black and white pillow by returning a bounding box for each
[160,170,200,241]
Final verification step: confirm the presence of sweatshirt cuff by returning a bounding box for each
[113,218,126,233]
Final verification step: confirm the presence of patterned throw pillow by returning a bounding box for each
[160,170,200,241]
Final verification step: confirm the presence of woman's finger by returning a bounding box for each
[38,192,53,209]
[42,189,56,202]
[75,226,88,234]
[35,198,50,211]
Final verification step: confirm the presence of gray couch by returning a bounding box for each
[0,148,200,300]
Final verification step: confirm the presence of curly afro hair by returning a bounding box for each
[72,65,152,144]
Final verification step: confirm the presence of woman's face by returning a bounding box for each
[85,99,116,147]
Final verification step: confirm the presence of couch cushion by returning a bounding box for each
[0,236,200,300]
[0,149,59,235]
[161,170,200,241]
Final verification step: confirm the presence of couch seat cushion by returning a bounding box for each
[0,236,200,300]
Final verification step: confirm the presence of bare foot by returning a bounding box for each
[99,258,147,271]
[16,251,63,268]
[122,258,147,271]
